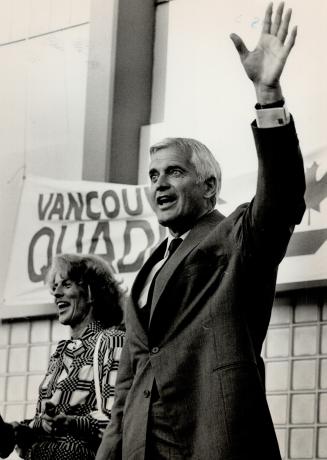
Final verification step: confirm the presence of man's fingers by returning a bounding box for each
[230,33,249,59]
[284,25,297,55]
[262,2,273,34]
[277,8,292,43]
[271,2,284,36]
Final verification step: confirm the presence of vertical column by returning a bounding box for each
[83,0,155,184]
[82,0,120,182]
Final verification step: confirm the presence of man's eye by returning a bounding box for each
[171,169,182,177]
[150,174,158,183]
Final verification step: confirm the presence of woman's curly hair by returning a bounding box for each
[46,253,124,328]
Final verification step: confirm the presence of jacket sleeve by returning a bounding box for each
[95,337,134,460]
[235,117,306,265]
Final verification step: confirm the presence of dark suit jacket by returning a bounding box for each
[96,119,305,460]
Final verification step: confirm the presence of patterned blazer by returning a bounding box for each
[24,321,125,458]
[96,119,305,460]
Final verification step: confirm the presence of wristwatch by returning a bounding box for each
[255,98,285,110]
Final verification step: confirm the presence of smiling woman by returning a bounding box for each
[47,254,124,335]
[52,274,93,332]
[1,254,125,460]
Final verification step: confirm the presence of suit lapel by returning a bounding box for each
[149,210,225,325]
[131,238,168,303]
[129,238,168,341]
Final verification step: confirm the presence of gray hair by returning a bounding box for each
[150,137,221,208]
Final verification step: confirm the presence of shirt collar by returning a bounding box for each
[164,231,190,258]
[163,209,215,258]
[70,320,104,341]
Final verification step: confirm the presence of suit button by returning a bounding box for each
[151,347,159,354]
[143,390,151,398]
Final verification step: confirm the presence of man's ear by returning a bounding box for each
[203,176,217,199]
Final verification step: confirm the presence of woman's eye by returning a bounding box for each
[63,281,72,288]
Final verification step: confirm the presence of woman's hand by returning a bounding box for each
[52,414,74,434]
[41,413,74,435]
[40,413,54,434]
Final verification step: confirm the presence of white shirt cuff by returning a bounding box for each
[256,105,290,128]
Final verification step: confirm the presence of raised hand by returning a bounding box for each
[230,2,297,104]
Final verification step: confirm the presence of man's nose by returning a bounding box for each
[155,174,169,189]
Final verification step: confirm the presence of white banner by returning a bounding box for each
[4,176,167,306]
[4,149,327,308]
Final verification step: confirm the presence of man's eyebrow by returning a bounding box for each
[149,163,186,175]
[167,164,184,169]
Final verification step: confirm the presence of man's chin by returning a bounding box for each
[156,213,175,228]
[156,214,184,235]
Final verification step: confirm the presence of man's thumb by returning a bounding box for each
[230,33,248,58]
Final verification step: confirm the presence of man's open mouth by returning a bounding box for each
[156,195,177,209]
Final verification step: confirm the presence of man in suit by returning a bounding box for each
[96,3,305,459]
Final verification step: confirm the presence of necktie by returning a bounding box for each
[166,237,183,259]
[148,237,183,299]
